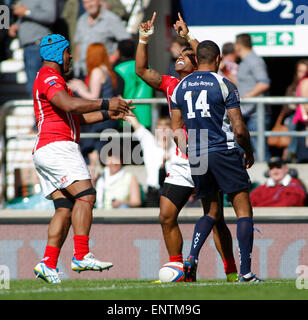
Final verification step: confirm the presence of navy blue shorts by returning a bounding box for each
[191,148,251,198]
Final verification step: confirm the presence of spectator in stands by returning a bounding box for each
[126,115,176,207]
[277,59,308,162]
[69,43,117,99]
[96,150,142,209]
[218,42,238,85]
[8,0,57,97]
[74,0,130,78]
[113,39,154,129]
[102,0,129,21]
[234,33,271,159]
[62,0,85,58]
[291,64,308,163]
[68,43,118,165]
[167,36,189,79]
[250,157,306,207]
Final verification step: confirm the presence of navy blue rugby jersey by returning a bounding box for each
[171,71,240,155]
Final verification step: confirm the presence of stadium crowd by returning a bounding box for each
[0,0,308,209]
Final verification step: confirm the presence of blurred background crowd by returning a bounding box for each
[0,0,308,209]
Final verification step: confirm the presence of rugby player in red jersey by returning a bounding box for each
[135,13,238,282]
[32,34,134,283]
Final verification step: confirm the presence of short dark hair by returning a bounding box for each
[118,39,135,59]
[196,40,220,65]
[182,45,193,52]
[222,42,235,56]
[236,33,252,49]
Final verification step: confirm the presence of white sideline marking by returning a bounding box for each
[0,280,290,296]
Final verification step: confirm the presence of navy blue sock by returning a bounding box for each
[190,215,215,259]
[237,217,254,276]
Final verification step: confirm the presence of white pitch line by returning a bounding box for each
[0,280,292,296]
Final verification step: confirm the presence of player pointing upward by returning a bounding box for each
[32,34,134,283]
[171,40,262,282]
[136,12,238,282]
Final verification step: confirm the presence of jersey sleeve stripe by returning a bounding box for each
[210,72,229,102]
[66,112,76,142]
[33,88,45,152]
[222,109,235,149]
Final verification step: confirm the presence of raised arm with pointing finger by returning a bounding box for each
[136,12,197,94]
[173,12,199,54]
[135,12,164,89]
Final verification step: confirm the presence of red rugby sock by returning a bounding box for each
[223,257,237,275]
[73,235,90,260]
[169,254,183,264]
[43,245,60,270]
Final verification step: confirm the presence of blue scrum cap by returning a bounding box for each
[40,34,70,65]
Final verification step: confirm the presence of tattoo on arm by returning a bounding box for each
[143,68,163,89]
[234,121,253,155]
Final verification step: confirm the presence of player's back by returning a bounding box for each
[171,71,240,155]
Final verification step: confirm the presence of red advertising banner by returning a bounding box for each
[0,223,307,280]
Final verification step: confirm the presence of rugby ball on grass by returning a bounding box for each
[158,262,185,282]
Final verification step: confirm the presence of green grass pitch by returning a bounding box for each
[0,279,307,300]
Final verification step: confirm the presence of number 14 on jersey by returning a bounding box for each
[184,90,211,119]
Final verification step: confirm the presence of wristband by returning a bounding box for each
[139,39,148,45]
[185,31,196,42]
[101,110,110,120]
[179,30,195,42]
[101,99,109,110]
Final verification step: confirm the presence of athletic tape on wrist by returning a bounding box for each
[178,30,195,42]
[186,31,196,42]
[139,25,154,38]
[139,39,148,45]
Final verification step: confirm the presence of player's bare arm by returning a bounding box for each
[125,115,142,131]
[227,107,254,168]
[171,109,187,155]
[50,90,132,115]
[174,12,199,53]
[135,12,163,89]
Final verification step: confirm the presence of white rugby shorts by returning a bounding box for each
[164,153,194,188]
[33,141,91,199]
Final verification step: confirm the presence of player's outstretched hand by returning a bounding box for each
[173,12,189,38]
[139,12,156,40]
[244,152,254,169]
[108,108,135,121]
[108,97,134,114]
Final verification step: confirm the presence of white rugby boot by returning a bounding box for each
[34,261,62,284]
[71,252,113,273]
